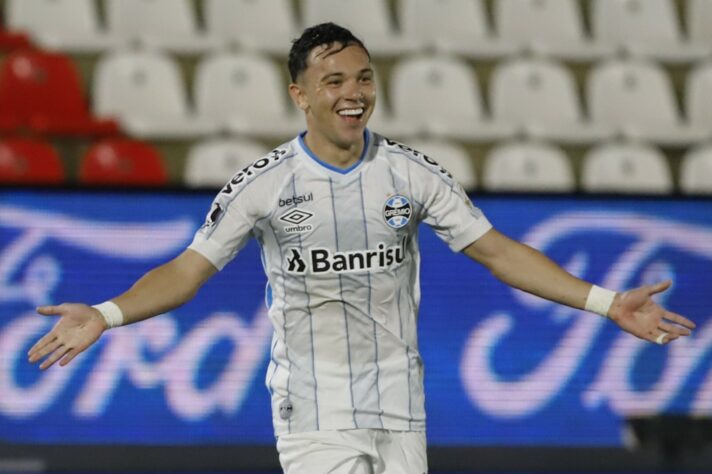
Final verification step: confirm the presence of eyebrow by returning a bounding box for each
[319,68,374,82]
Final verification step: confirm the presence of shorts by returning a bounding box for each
[276,428,427,474]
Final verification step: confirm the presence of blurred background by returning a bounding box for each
[0,0,711,473]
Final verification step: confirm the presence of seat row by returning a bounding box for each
[3,137,711,195]
[3,48,712,147]
[4,0,712,64]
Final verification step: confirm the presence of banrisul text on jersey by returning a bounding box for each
[286,236,407,275]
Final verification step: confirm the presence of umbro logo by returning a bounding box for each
[279,209,314,234]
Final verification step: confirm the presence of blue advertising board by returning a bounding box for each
[1,191,710,446]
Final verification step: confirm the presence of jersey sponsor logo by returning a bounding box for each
[383,195,412,229]
[279,208,314,234]
[202,202,223,229]
[384,137,453,180]
[278,192,313,207]
[219,147,289,197]
[286,237,407,274]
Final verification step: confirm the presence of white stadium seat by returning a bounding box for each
[93,50,216,139]
[5,0,116,52]
[185,138,269,188]
[679,145,712,195]
[483,141,575,192]
[105,0,219,53]
[302,0,416,57]
[587,59,708,146]
[399,0,517,59]
[489,57,613,144]
[407,139,477,191]
[591,0,711,63]
[194,51,303,140]
[389,55,514,142]
[581,142,673,194]
[203,0,299,55]
[688,0,712,45]
[495,0,613,61]
[685,61,712,135]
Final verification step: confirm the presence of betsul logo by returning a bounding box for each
[383,195,412,229]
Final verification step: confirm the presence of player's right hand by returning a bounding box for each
[27,303,108,370]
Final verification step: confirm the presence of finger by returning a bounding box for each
[36,305,63,316]
[648,280,672,296]
[658,320,692,337]
[664,311,697,330]
[28,332,58,359]
[39,346,69,370]
[59,348,81,367]
[28,338,63,363]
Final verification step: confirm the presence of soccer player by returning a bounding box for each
[28,23,695,474]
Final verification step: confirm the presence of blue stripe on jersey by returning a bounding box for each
[291,174,319,431]
[329,177,358,428]
[358,172,384,428]
[298,130,370,174]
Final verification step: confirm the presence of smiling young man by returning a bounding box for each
[28,23,695,474]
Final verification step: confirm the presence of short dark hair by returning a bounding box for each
[288,22,370,82]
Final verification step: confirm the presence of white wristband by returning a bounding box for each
[92,301,124,328]
[585,285,616,318]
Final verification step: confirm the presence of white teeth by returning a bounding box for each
[338,108,364,116]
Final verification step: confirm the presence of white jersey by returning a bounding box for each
[189,130,492,436]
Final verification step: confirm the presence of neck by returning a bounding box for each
[303,130,365,170]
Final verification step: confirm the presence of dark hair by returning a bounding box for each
[288,22,370,82]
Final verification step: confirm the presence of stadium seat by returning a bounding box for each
[0,138,64,185]
[0,49,119,136]
[389,55,514,142]
[581,142,673,194]
[495,0,612,61]
[93,50,216,139]
[587,59,708,146]
[685,61,712,135]
[679,144,712,195]
[194,51,302,139]
[399,0,517,59]
[302,0,416,57]
[105,0,219,53]
[483,141,575,192]
[489,57,613,144]
[407,139,477,191]
[0,27,31,52]
[203,0,299,55]
[79,138,169,186]
[184,138,269,188]
[5,0,116,53]
[591,0,711,63]
[688,0,712,45]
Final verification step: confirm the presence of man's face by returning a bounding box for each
[290,43,375,150]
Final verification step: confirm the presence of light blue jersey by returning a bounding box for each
[189,130,492,436]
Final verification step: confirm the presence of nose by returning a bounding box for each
[345,79,365,101]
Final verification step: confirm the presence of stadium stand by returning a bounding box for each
[489,57,613,144]
[79,138,169,186]
[581,141,674,194]
[0,49,119,136]
[390,55,514,141]
[680,144,712,194]
[685,61,712,136]
[398,0,517,59]
[495,0,613,61]
[203,0,300,55]
[483,140,575,192]
[0,138,65,185]
[93,49,216,139]
[4,0,116,53]
[184,137,269,188]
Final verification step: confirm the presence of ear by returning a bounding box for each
[288,83,308,111]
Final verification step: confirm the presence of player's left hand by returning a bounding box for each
[608,280,696,345]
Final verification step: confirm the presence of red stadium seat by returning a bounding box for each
[0,29,32,51]
[0,138,65,184]
[0,49,119,136]
[79,139,169,186]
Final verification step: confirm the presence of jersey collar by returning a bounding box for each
[298,129,371,175]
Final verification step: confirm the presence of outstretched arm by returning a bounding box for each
[28,249,217,369]
[463,229,695,344]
